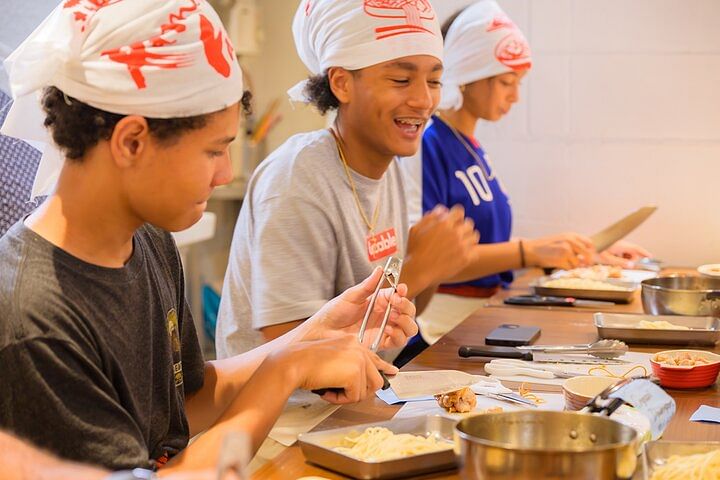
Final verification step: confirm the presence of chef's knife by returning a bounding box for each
[590,205,657,253]
[504,295,615,307]
[458,345,628,365]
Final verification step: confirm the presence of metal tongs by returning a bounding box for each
[357,256,403,352]
[581,377,636,417]
[516,339,629,360]
[313,257,402,396]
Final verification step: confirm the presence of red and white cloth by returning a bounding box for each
[439,0,531,111]
[288,0,444,102]
[1,0,243,198]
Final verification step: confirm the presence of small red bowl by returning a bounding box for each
[650,349,720,389]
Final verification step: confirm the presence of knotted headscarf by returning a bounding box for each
[439,0,531,111]
[1,0,244,198]
[288,0,444,102]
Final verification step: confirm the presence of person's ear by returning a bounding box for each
[109,115,151,168]
[328,67,354,105]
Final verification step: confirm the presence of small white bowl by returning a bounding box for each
[698,264,720,278]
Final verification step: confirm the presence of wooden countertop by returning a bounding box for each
[252,270,719,480]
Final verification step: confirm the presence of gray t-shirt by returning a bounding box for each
[0,221,204,470]
[215,129,409,357]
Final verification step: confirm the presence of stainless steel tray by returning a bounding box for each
[297,415,457,479]
[641,440,720,480]
[531,276,637,303]
[595,313,720,346]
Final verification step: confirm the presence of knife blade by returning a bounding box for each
[481,391,539,407]
[458,345,628,364]
[590,205,657,252]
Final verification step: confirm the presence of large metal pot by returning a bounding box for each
[641,275,720,316]
[455,411,638,480]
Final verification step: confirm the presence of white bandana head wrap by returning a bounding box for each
[439,0,531,111]
[288,0,444,102]
[1,0,243,198]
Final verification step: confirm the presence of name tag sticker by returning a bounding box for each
[367,228,398,262]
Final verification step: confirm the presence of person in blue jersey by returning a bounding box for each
[398,0,651,356]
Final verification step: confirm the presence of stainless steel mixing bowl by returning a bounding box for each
[642,275,720,317]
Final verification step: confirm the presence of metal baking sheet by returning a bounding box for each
[297,415,457,479]
[641,441,720,479]
[531,276,637,303]
[594,313,720,346]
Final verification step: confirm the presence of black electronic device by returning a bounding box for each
[484,324,541,347]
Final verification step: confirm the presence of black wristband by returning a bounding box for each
[519,240,526,268]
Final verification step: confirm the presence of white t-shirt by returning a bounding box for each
[215,129,409,357]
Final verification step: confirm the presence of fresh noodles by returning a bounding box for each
[588,364,648,379]
[541,278,628,291]
[518,383,546,405]
[332,427,452,461]
[649,449,720,480]
[638,320,690,330]
[561,265,623,281]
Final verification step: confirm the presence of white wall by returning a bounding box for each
[234,0,326,154]
[232,0,720,266]
[464,0,720,266]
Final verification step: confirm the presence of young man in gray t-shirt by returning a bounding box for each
[0,1,416,473]
[216,0,482,358]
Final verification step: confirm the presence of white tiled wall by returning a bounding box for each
[464,0,720,266]
[241,0,720,266]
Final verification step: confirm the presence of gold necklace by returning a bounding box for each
[329,128,382,233]
[435,113,492,181]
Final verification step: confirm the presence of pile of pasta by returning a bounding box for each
[638,320,690,330]
[542,278,628,291]
[650,449,720,480]
[332,427,451,461]
[562,265,623,281]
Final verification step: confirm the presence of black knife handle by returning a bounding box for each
[312,371,391,396]
[458,345,533,360]
[504,295,574,307]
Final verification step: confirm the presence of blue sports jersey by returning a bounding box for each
[422,115,513,289]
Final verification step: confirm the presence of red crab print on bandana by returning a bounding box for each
[364,0,436,40]
[97,1,234,89]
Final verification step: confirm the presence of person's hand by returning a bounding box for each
[277,334,394,404]
[303,267,417,350]
[404,205,479,285]
[524,233,595,269]
[597,240,653,268]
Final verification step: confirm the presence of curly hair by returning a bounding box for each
[41,86,253,160]
[304,73,339,115]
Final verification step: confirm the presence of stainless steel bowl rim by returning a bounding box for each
[641,275,720,293]
[454,412,638,454]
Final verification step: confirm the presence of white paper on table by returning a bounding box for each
[488,352,653,386]
[393,393,566,420]
[267,390,340,446]
[388,370,510,399]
